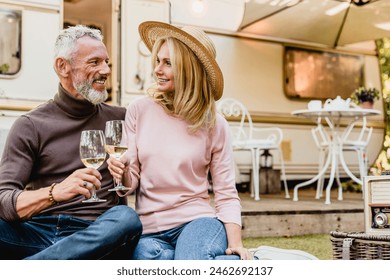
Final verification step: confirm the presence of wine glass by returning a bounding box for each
[79,130,107,203]
[104,120,130,191]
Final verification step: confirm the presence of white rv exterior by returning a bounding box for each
[0,0,385,181]
[0,0,62,157]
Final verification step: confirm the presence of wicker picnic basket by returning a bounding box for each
[330,231,390,260]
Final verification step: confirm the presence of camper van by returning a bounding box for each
[0,0,60,153]
[0,0,386,187]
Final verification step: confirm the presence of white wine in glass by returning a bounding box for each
[80,130,107,203]
[105,120,130,191]
[81,157,106,169]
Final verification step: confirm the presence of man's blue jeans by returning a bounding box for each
[0,205,142,259]
[133,217,240,260]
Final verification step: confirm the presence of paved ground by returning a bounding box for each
[239,188,363,213]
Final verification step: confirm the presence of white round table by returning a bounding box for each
[291,108,381,204]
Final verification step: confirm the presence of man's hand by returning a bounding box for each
[16,168,103,219]
[52,168,102,202]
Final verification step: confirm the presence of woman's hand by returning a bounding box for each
[107,156,127,183]
[226,247,253,260]
[224,223,252,260]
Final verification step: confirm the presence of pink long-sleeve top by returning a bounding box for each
[124,96,241,234]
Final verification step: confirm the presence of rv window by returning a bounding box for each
[283,46,364,100]
[0,9,21,76]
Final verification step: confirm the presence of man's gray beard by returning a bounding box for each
[75,81,108,105]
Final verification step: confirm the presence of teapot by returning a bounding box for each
[324,96,351,110]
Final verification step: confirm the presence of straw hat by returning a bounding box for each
[138,21,224,100]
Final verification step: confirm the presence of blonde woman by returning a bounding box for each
[108,21,251,260]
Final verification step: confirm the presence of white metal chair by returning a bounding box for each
[216,97,289,200]
[341,116,373,184]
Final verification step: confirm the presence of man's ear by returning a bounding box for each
[54,57,70,77]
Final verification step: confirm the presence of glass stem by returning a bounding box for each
[115,156,123,186]
[91,185,98,199]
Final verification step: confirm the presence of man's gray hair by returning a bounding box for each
[54,25,103,61]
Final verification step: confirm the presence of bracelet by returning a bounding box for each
[48,183,58,205]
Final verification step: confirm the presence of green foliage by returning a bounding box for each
[341,180,362,193]
[350,86,380,104]
[372,38,390,174]
[0,63,10,74]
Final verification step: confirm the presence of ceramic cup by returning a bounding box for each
[308,100,322,110]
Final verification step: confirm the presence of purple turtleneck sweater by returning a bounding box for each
[0,85,126,221]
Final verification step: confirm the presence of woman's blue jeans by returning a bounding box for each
[0,205,142,260]
[133,217,240,260]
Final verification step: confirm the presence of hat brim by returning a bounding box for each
[138,21,223,100]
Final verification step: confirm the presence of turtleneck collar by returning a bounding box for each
[53,84,97,118]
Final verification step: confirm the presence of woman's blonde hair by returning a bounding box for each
[148,37,216,133]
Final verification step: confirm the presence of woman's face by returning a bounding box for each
[154,41,175,93]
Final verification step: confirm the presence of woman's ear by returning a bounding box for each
[54,57,70,77]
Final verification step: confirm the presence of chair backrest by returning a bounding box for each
[217,97,285,150]
[216,97,253,141]
[342,117,373,146]
[311,121,330,149]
